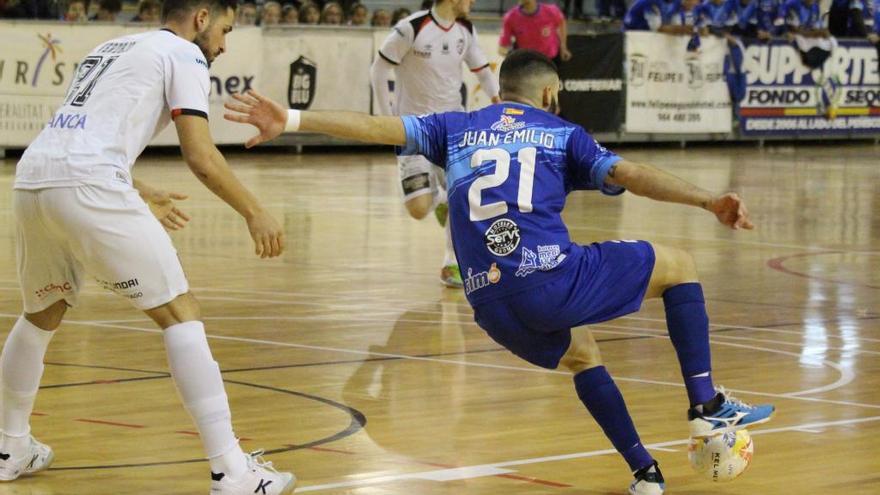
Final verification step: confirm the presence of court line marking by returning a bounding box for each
[295,415,880,492]
[15,315,875,411]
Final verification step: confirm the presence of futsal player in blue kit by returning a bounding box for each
[225,50,775,495]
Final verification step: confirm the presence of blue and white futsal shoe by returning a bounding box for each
[688,386,775,438]
[629,461,665,495]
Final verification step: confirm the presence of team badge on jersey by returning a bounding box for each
[484,218,521,256]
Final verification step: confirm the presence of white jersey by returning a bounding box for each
[378,9,490,115]
[14,29,210,190]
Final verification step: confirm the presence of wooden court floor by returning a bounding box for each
[0,142,877,494]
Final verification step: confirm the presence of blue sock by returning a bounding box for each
[574,366,654,472]
[663,283,715,407]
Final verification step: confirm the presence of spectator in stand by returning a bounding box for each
[260,1,282,25]
[63,0,87,21]
[780,0,830,39]
[391,7,410,24]
[282,3,299,23]
[623,0,672,31]
[371,7,390,26]
[237,1,258,24]
[89,0,119,20]
[499,0,572,65]
[348,2,367,25]
[828,0,874,37]
[663,0,703,35]
[320,1,342,23]
[300,2,320,23]
[1,0,62,18]
[130,0,159,22]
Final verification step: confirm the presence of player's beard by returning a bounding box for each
[193,30,215,67]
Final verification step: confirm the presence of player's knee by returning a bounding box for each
[144,292,202,329]
[559,333,602,374]
[24,300,68,331]
[404,195,432,220]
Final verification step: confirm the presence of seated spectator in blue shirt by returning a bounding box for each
[623,0,672,31]
[779,0,828,37]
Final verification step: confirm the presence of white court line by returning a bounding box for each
[20,315,877,411]
[295,415,880,492]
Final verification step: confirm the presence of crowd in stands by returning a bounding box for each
[622,0,879,44]
[0,0,430,26]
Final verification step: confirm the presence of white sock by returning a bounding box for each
[1,316,54,455]
[443,220,457,267]
[163,321,247,478]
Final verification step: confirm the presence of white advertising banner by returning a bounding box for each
[625,31,732,133]
[0,23,262,147]
[261,27,374,114]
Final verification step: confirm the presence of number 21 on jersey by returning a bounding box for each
[468,147,536,222]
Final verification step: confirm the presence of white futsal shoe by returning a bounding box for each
[210,450,295,495]
[0,435,55,481]
[628,461,665,495]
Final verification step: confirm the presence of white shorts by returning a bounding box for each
[14,185,189,313]
[398,154,446,202]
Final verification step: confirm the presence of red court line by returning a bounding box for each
[31,411,48,416]
[75,418,145,429]
[767,251,880,290]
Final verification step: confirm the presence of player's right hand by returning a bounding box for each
[224,90,287,148]
[707,193,754,230]
[246,209,285,258]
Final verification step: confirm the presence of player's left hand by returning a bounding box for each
[224,90,287,148]
[144,189,191,231]
[560,47,572,62]
[707,193,754,230]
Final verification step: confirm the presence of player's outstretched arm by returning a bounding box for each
[606,159,754,230]
[174,114,284,258]
[133,179,191,231]
[223,90,406,148]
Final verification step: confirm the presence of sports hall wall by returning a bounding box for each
[2,21,878,148]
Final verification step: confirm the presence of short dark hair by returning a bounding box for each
[162,0,237,22]
[98,0,121,12]
[499,49,558,96]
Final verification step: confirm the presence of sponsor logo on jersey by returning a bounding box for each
[413,44,433,58]
[464,263,501,295]
[34,281,73,299]
[490,114,526,132]
[484,218,521,256]
[515,245,566,277]
[46,112,87,130]
[442,41,450,54]
[288,56,317,110]
[456,38,465,55]
[503,107,525,115]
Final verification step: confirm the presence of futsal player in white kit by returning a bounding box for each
[370,0,500,287]
[0,0,294,493]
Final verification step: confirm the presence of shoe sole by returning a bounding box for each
[691,411,775,438]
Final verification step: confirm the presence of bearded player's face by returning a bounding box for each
[194,7,235,66]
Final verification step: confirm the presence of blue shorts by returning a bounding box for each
[473,240,655,369]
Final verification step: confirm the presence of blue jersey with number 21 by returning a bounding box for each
[400,102,623,306]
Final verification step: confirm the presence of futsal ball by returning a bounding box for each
[687,429,754,482]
